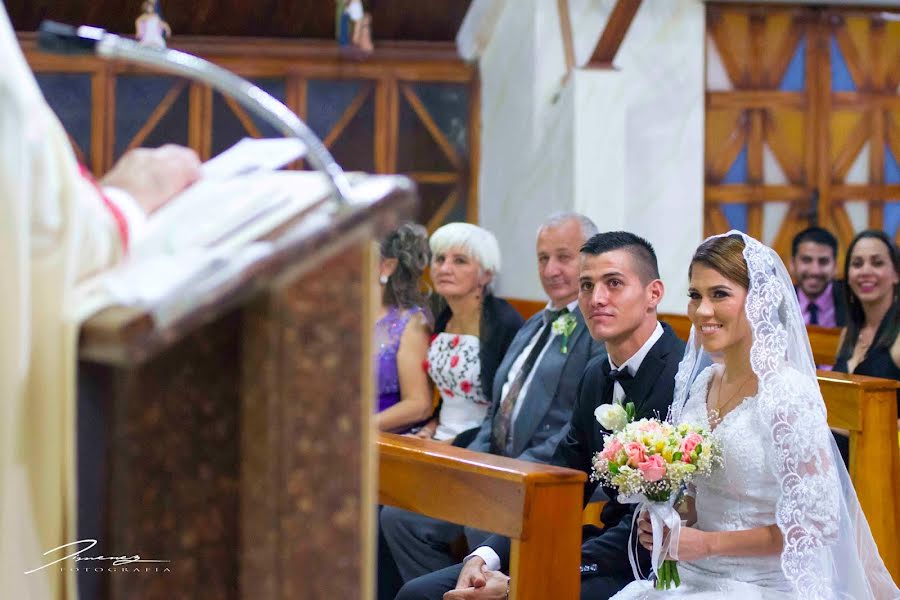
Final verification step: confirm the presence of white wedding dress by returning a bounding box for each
[611,365,793,599]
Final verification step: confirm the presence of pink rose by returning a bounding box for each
[638,454,667,482]
[624,442,646,467]
[638,420,663,434]
[680,433,703,462]
[600,437,624,461]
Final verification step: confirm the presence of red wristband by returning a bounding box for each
[78,165,129,252]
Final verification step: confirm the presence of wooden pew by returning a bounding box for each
[816,371,900,581]
[506,298,545,320]
[806,324,842,365]
[658,313,691,341]
[379,433,585,600]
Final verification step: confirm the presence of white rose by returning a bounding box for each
[594,403,628,431]
[551,319,567,335]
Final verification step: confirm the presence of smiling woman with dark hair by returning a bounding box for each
[832,229,900,463]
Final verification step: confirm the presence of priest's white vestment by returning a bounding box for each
[0,3,126,598]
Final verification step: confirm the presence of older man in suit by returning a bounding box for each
[380,213,606,585]
[397,231,685,600]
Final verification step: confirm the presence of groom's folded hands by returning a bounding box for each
[444,566,510,599]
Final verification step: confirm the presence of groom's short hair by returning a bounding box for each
[581,231,660,284]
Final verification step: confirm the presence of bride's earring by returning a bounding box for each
[379,274,389,285]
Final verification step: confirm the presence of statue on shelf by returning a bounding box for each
[335,0,373,56]
[135,0,171,49]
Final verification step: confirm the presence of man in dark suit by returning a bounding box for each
[396,231,685,600]
[790,226,847,327]
[381,213,606,584]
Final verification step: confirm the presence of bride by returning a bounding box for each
[612,232,898,599]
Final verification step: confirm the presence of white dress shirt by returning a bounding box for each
[468,321,665,571]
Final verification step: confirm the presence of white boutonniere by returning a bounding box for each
[551,312,577,354]
[593,399,635,431]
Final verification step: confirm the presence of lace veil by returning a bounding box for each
[671,231,899,599]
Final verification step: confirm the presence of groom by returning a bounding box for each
[396,231,685,600]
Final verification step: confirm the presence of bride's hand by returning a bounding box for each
[638,514,713,562]
[668,526,713,561]
[637,510,664,550]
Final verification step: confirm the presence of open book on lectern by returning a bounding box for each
[133,137,324,258]
[74,137,335,324]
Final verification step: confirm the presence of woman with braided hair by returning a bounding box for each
[375,223,434,433]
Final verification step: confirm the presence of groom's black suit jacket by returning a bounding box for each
[478,322,685,581]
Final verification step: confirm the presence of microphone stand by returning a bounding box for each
[37,20,353,207]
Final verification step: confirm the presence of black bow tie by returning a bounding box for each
[607,368,633,384]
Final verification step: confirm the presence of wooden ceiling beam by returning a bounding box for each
[587,0,642,68]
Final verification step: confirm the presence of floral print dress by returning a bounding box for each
[427,333,489,441]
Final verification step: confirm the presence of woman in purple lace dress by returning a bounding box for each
[375,223,434,433]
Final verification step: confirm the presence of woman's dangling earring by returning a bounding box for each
[379,274,389,285]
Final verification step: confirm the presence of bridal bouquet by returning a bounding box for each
[591,402,720,590]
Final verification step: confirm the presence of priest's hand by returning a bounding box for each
[101,144,201,214]
[444,566,509,599]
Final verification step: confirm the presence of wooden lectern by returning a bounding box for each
[77,177,415,599]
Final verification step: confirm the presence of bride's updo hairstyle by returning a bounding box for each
[688,233,749,289]
[381,222,431,309]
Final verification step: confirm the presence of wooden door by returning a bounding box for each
[705,4,900,260]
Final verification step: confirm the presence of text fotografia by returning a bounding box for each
[25,539,171,575]
[59,566,171,573]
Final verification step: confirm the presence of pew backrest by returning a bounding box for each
[816,370,900,581]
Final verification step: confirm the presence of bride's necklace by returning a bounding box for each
[711,371,755,419]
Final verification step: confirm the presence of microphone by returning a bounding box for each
[37,20,353,207]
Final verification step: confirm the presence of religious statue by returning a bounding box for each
[335,0,373,55]
[135,0,171,49]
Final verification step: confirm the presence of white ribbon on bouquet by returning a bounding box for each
[619,494,682,582]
